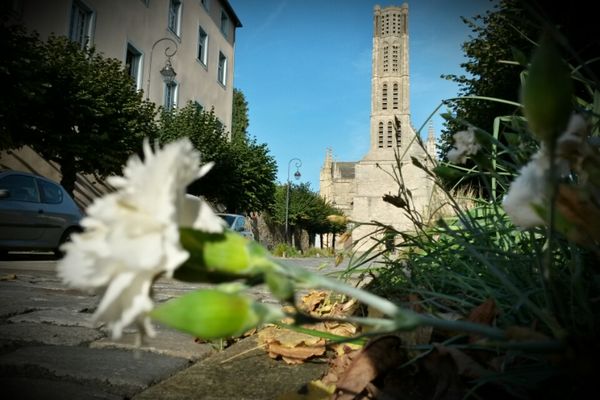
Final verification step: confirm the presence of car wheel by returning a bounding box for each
[54,227,81,258]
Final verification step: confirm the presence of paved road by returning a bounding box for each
[0,255,350,399]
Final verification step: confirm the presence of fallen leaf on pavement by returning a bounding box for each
[0,274,17,281]
[258,326,327,365]
[276,380,336,400]
[333,335,406,400]
[466,298,498,343]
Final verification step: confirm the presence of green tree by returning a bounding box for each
[158,103,235,204]
[0,13,44,150]
[231,88,249,141]
[438,0,600,192]
[0,21,157,195]
[230,89,276,213]
[439,0,534,160]
[159,100,276,213]
[270,182,345,247]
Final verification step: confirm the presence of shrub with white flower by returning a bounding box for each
[502,147,550,228]
[447,127,481,164]
[502,113,597,231]
[57,138,225,339]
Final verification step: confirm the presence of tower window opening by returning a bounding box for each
[387,121,393,148]
[378,122,384,148]
[382,46,389,72]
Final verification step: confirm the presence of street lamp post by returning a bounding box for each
[285,158,302,244]
[146,37,178,100]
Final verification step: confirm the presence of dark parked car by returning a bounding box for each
[0,170,83,256]
[217,213,254,240]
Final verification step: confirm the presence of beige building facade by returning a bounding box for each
[11,0,240,128]
[2,0,241,206]
[320,3,435,250]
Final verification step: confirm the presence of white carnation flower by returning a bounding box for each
[57,138,225,339]
[502,148,550,228]
[447,127,481,164]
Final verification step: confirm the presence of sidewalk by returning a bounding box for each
[0,257,341,399]
[133,335,328,400]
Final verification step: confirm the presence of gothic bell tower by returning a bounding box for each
[320,3,435,252]
[365,3,410,160]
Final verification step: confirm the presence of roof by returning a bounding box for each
[222,0,242,28]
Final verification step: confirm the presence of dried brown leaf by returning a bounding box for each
[420,345,465,400]
[258,326,324,347]
[276,380,336,400]
[300,290,328,313]
[258,326,327,365]
[268,342,326,364]
[398,326,433,349]
[322,346,361,386]
[556,185,600,248]
[433,344,491,380]
[466,298,498,343]
[333,335,406,400]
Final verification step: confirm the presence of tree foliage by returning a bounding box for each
[158,99,276,214]
[439,0,535,161]
[0,16,157,195]
[229,89,277,213]
[438,0,600,192]
[270,182,345,242]
[231,88,249,141]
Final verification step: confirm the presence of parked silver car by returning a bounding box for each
[0,170,83,256]
[217,213,254,240]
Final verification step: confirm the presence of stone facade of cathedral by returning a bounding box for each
[320,3,436,250]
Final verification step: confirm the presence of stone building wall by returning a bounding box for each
[319,3,436,252]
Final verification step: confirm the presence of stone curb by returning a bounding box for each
[133,335,329,400]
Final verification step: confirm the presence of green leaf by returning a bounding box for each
[151,289,260,339]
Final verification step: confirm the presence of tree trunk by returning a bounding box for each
[319,233,323,249]
[59,158,77,197]
[332,234,336,251]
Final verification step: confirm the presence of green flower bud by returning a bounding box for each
[522,31,573,143]
[176,229,268,282]
[151,289,260,339]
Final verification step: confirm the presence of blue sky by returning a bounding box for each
[229,0,496,190]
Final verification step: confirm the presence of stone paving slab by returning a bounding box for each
[0,322,104,346]
[91,325,216,361]
[133,335,329,400]
[0,345,191,398]
[2,377,123,400]
[0,287,97,316]
[7,308,94,327]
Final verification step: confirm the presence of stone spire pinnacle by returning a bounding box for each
[426,120,436,158]
[324,147,333,167]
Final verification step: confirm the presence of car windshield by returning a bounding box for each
[219,214,236,228]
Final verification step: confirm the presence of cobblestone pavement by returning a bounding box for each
[0,254,352,399]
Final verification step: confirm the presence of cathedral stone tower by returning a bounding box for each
[365,4,410,161]
[320,3,435,251]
